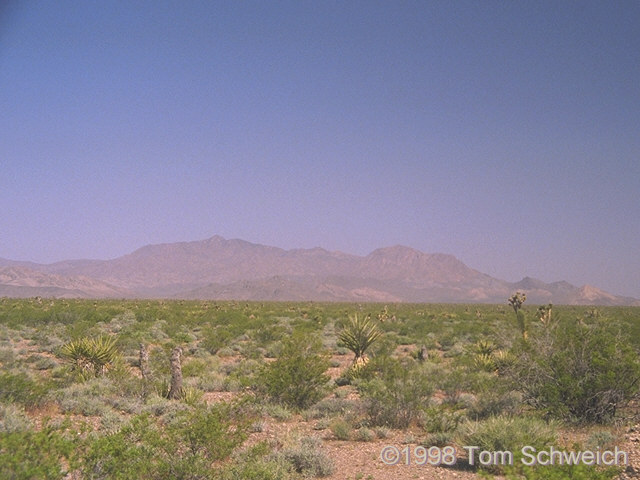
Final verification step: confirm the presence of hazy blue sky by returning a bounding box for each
[1,1,639,297]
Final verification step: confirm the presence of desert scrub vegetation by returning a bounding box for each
[509,314,640,423]
[0,422,77,480]
[275,435,334,477]
[0,297,639,478]
[357,356,433,428]
[82,402,253,479]
[258,331,331,410]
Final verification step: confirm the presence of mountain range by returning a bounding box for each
[1,235,638,305]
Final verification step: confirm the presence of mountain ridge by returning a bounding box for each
[1,236,638,305]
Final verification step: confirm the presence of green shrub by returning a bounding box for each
[358,357,433,428]
[511,317,640,423]
[181,358,208,377]
[31,355,59,370]
[421,407,465,434]
[221,457,291,480]
[197,371,225,392]
[330,418,352,440]
[0,404,32,433]
[221,442,292,480]
[178,386,204,406]
[263,403,292,421]
[0,424,76,480]
[251,324,288,347]
[355,427,375,442]
[459,415,557,474]
[313,418,329,430]
[0,347,16,366]
[423,431,455,447]
[54,377,114,416]
[202,326,233,354]
[82,414,166,479]
[258,333,330,410]
[468,389,522,420]
[276,436,334,477]
[217,346,235,357]
[225,359,263,391]
[460,415,556,453]
[165,403,249,461]
[0,370,48,408]
[83,403,249,479]
[141,393,189,418]
[99,410,127,434]
[586,430,618,450]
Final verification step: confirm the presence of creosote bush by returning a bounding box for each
[258,332,331,410]
[330,418,352,440]
[83,402,250,479]
[511,316,640,423]
[0,371,49,408]
[0,423,76,480]
[358,357,433,428]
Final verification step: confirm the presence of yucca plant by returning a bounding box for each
[473,353,497,373]
[179,386,204,406]
[492,349,516,375]
[338,314,381,376]
[474,339,497,356]
[59,336,120,378]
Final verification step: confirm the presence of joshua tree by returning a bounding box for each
[139,343,151,380]
[377,305,395,322]
[508,292,528,340]
[508,292,527,315]
[417,344,428,362]
[536,303,553,326]
[168,347,183,399]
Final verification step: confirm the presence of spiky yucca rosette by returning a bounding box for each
[339,313,381,380]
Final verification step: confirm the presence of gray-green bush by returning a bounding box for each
[358,357,433,428]
[258,333,331,410]
[511,316,640,423]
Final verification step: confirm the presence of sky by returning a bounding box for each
[1,1,639,298]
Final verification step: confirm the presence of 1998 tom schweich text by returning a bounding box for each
[380,445,628,467]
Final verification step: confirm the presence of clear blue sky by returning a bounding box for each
[1,1,639,298]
